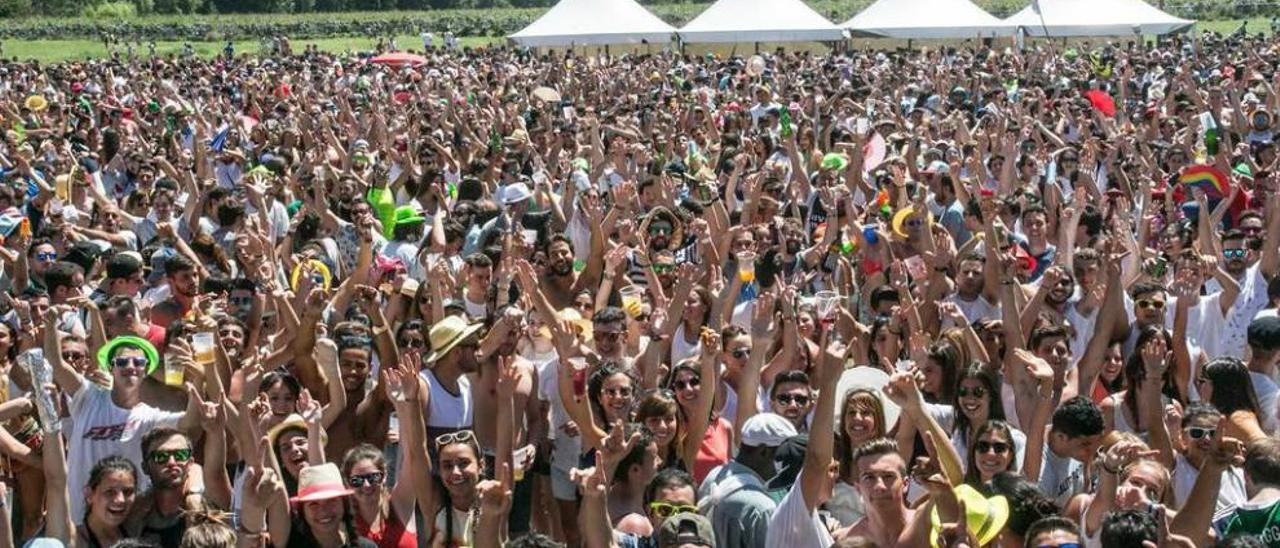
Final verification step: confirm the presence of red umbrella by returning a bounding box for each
[1084,90,1116,118]
[369,52,428,68]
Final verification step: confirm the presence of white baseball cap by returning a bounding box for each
[740,413,798,448]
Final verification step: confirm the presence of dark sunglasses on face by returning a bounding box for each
[348,472,386,488]
[957,386,987,398]
[1136,299,1165,310]
[1187,427,1216,440]
[62,351,87,362]
[976,441,1011,454]
[1224,249,1247,259]
[112,356,149,369]
[776,393,811,406]
[401,338,426,349]
[148,448,193,464]
[595,330,624,341]
[36,252,57,262]
[672,378,700,391]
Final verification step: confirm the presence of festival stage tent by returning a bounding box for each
[678,0,846,43]
[509,0,675,47]
[1005,0,1193,36]
[842,0,1015,39]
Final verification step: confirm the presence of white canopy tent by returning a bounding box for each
[1005,0,1193,36]
[509,0,675,47]
[842,0,1015,39]
[678,0,845,43]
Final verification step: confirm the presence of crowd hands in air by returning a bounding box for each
[4,27,1280,548]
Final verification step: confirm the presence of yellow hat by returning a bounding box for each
[929,484,1010,548]
[891,206,934,239]
[24,95,47,112]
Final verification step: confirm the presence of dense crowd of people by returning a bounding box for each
[0,28,1278,548]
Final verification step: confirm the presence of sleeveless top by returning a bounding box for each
[355,508,418,548]
[692,417,733,485]
[420,369,473,441]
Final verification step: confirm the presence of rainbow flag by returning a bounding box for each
[1179,165,1230,200]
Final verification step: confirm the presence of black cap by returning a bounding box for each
[1249,316,1280,352]
[766,434,809,492]
[62,241,103,274]
[105,252,144,280]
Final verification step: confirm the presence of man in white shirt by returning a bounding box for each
[48,320,202,522]
[1246,316,1280,433]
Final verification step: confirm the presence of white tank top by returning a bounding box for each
[420,369,473,436]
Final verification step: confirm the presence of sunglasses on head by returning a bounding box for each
[776,393,811,406]
[348,471,385,488]
[112,356,149,369]
[976,440,1011,454]
[648,502,698,518]
[1136,299,1165,310]
[1186,427,1216,440]
[957,386,987,398]
[148,448,193,464]
[435,430,476,448]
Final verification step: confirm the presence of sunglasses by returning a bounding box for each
[148,448,193,464]
[776,393,811,406]
[1187,427,1216,440]
[112,356,149,369]
[648,502,697,518]
[604,387,633,398]
[648,226,672,236]
[435,430,476,448]
[348,472,386,488]
[62,351,87,362]
[633,314,651,323]
[976,441,1011,454]
[1136,299,1165,310]
[401,339,426,349]
[595,330,624,341]
[672,378,700,391]
[957,386,987,399]
[35,252,57,262]
[651,263,674,274]
[1224,249,1247,259]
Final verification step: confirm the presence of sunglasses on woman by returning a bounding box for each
[957,386,987,398]
[348,472,385,488]
[435,430,477,448]
[1186,427,1216,440]
[671,378,700,391]
[976,441,1010,454]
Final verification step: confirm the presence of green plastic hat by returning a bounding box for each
[821,152,850,172]
[97,336,160,376]
[393,205,426,228]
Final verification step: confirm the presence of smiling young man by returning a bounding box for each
[47,311,203,523]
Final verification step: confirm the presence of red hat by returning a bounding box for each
[71,82,84,94]
[290,463,353,504]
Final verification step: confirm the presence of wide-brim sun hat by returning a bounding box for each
[424,315,484,364]
[929,484,1010,548]
[97,336,160,376]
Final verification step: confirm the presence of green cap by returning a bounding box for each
[97,336,160,376]
[393,206,426,228]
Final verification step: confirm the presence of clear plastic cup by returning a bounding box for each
[619,286,643,316]
[737,251,757,283]
[191,332,216,370]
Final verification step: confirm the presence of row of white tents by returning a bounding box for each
[509,0,1194,46]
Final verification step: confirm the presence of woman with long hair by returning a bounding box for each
[1101,326,1179,436]
[43,429,138,548]
[1199,357,1267,443]
[342,444,420,548]
[656,329,725,481]
[962,420,1019,487]
[828,387,889,526]
[951,364,1024,474]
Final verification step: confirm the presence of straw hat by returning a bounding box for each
[24,95,47,112]
[424,316,483,364]
[290,463,353,504]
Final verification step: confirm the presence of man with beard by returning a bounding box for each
[47,310,204,523]
[128,428,221,545]
[421,314,483,441]
[1209,223,1280,359]
[472,305,542,535]
[939,252,999,329]
[150,254,200,329]
[540,221,605,310]
[102,296,166,351]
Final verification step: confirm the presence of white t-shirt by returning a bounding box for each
[1038,443,1085,506]
[1173,455,1247,515]
[766,477,834,547]
[1251,371,1280,434]
[535,355,582,473]
[943,293,1000,330]
[1183,292,1231,360]
[67,384,182,522]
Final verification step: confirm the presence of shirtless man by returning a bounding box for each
[837,439,915,547]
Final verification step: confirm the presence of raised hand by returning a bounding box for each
[1140,335,1171,378]
[883,370,923,410]
[750,290,777,340]
[297,389,322,427]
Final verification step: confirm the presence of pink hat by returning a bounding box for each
[290,463,353,504]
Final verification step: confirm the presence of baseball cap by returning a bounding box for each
[63,240,107,274]
[105,251,144,280]
[657,512,716,548]
[1249,316,1280,352]
[739,413,797,448]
